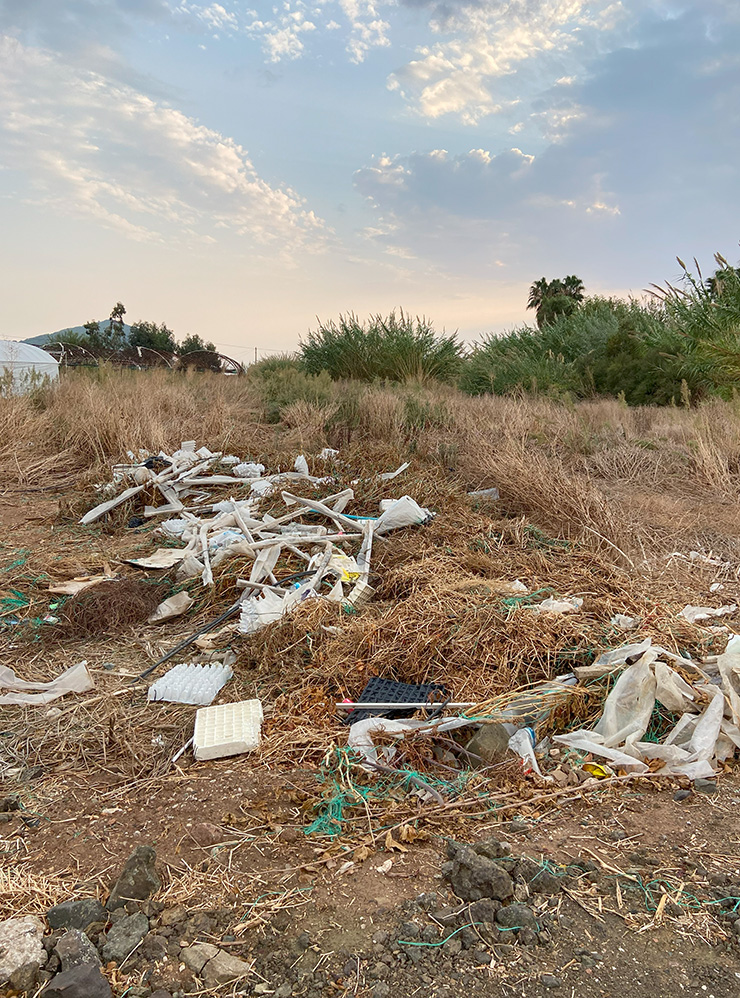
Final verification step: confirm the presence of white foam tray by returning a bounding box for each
[193,700,263,761]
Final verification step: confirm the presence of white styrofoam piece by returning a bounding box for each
[234,462,265,479]
[148,662,233,705]
[193,700,263,760]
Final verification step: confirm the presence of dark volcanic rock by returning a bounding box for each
[40,964,113,998]
[107,847,160,911]
[443,842,515,902]
[55,930,102,971]
[47,901,107,933]
[101,913,149,964]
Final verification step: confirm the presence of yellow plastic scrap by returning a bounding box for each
[582,762,612,780]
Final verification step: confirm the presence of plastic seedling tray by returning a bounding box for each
[341,676,448,724]
[193,700,263,761]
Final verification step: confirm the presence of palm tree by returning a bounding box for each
[562,275,585,304]
[527,276,585,327]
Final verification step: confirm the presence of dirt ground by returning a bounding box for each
[3,475,740,998]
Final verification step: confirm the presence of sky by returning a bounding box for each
[1,0,739,362]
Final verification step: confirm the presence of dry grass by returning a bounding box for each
[2,369,740,805]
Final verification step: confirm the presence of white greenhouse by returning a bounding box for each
[0,341,59,394]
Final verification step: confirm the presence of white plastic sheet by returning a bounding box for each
[0,661,94,706]
[555,645,738,778]
[680,604,737,624]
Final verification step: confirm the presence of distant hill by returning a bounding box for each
[24,323,133,346]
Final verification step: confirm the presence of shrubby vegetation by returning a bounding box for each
[301,309,463,383]
[292,253,740,406]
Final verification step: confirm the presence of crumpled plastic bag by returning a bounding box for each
[374,496,434,535]
[594,660,656,748]
[348,716,472,767]
[238,581,317,635]
[529,597,583,615]
[555,654,730,778]
[680,604,737,624]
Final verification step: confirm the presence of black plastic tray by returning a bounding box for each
[341,676,448,724]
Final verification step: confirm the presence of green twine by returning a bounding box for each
[398,922,481,947]
[500,587,554,609]
[0,589,29,611]
[304,746,488,838]
[1,553,30,573]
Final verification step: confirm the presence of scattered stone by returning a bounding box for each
[47,901,107,933]
[275,986,292,998]
[159,906,187,928]
[202,949,253,986]
[372,985,390,998]
[372,930,389,945]
[40,964,112,998]
[465,725,511,766]
[181,943,219,975]
[189,822,224,847]
[472,837,512,861]
[55,930,102,971]
[0,796,20,812]
[673,789,691,802]
[608,829,627,841]
[443,842,515,902]
[515,858,561,894]
[399,922,420,939]
[694,778,718,796]
[101,912,149,964]
[541,974,562,989]
[468,900,500,922]
[0,813,13,824]
[518,926,538,947]
[506,820,529,834]
[0,916,47,983]
[140,933,168,961]
[107,846,160,911]
[369,963,390,980]
[9,961,40,993]
[149,992,172,998]
[473,949,491,965]
[495,904,537,932]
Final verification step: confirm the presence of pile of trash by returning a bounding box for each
[83,440,431,619]
[7,438,740,804]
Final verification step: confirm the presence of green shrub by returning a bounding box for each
[301,310,463,383]
[254,366,336,423]
[246,353,302,379]
[460,297,684,404]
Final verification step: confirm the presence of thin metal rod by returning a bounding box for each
[336,702,477,710]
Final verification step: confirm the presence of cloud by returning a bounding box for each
[0,37,327,253]
[355,2,740,281]
[387,0,632,124]
[244,0,390,63]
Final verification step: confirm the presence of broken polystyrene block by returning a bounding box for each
[233,462,265,479]
[148,662,233,704]
[193,700,263,760]
[345,579,376,608]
